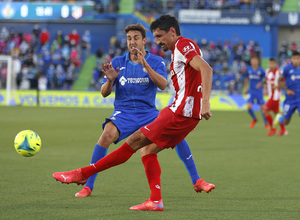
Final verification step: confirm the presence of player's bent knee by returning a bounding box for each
[140,144,162,157]
[98,128,119,147]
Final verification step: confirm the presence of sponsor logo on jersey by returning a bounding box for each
[119,76,149,86]
[291,75,300,81]
[249,75,261,80]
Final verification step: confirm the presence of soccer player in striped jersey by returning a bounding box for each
[53,15,215,211]
[263,58,281,136]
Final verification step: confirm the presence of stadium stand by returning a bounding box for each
[135,0,284,15]
[0,0,293,94]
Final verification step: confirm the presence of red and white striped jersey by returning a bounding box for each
[265,68,281,101]
[169,36,203,119]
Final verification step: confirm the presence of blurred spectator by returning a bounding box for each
[40,28,50,46]
[95,46,103,66]
[38,74,48,91]
[69,29,80,46]
[134,0,285,13]
[32,24,40,38]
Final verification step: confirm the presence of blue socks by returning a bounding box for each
[85,144,108,191]
[279,115,284,124]
[248,108,256,120]
[175,139,200,185]
[260,109,268,124]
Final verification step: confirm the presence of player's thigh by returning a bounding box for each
[139,143,163,157]
[103,110,140,144]
[283,102,297,121]
[246,94,254,109]
[256,93,265,106]
[98,121,120,147]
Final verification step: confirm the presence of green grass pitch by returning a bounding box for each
[0,106,299,220]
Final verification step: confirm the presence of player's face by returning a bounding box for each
[268,60,277,70]
[250,57,259,67]
[153,28,174,52]
[291,55,300,67]
[126,30,146,55]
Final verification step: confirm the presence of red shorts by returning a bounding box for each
[264,99,280,113]
[140,107,199,149]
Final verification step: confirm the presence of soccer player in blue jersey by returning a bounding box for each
[75,23,207,198]
[277,50,300,136]
[243,56,269,129]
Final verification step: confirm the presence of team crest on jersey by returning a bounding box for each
[119,76,127,86]
[143,68,147,73]
[182,45,192,53]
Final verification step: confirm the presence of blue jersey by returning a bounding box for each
[103,52,167,111]
[245,66,265,93]
[282,63,300,104]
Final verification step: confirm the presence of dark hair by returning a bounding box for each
[269,58,276,62]
[251,56,259,60]
[292,50,300,56]
[124,23,146,39]
[150,14,181,36]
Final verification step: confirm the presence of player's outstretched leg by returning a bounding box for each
[53,142,136,184]
[75,144,108,197]
[129,154,163,211]
[175,140,201,189]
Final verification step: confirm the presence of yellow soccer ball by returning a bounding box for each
[14,130,41,157]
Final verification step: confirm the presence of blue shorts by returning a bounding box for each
[102,109,159,144]
[282,101,300,120]
[247,92,265,105]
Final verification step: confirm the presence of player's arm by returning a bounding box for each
[189,55,213,120]
[278,75,295,96]
[273,69,280,90]
[133,47,167,90]
[243,76,249,94]
[101,63,119,97]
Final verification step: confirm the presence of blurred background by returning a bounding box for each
[0,0,299,109]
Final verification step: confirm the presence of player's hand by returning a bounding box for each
[102,63,119,82]
[132,47,146,66]
[256,82,263,89]
[243,89,248,95]
[263,87,267,96]
[201,101,212,120]
[286,89,295,96]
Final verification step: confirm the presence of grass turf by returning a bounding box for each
[0,107,299,219]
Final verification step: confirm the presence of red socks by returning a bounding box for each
[265,114,273,128]
[142,154,161,201]
[279,121,285,131]
[81,142,136,179]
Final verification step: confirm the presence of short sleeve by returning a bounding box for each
[177,39,202,64]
